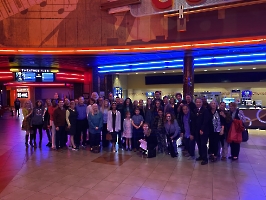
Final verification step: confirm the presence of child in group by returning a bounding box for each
[132,107,144,152]
[123,112,133,151]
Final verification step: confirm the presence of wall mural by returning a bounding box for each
[0,0,265,48]
[0,0,168,47]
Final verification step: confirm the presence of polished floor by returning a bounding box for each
[1,114,266,200]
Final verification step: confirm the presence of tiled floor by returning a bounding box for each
[1,114,266,200]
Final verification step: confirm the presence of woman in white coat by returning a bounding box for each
[107,102,121,152]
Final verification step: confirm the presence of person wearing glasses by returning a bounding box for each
[164,113,180,158]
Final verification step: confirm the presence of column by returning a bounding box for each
[183,51,194,97]
[104,75,113,98]
[92,66,99,93]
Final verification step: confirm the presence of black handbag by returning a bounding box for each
[242,128,249,142]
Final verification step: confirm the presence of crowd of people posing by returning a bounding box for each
[21,91,246,165]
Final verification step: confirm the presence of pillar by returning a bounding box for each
[92,66,99,93]
[104,75,113,98]
[183,51,194,97]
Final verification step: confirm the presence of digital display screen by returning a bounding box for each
[42,73,54,82]
[15,72,36,82]
[17,92,28,98]
[15,72,55,82]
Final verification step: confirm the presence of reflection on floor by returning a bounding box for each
[1,114,266,200]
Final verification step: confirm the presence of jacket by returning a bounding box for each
[88,112,103,134]
[227,119,244,143]
[180,112,196,137]
[195,107,212,136]
[107,110,121,132]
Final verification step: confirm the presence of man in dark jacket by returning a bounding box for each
[53,100,66,150]
[194,98,212,165]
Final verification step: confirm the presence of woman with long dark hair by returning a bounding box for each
[152,109,166,154]
[31,100,45,148]
[123,98,134,117]
[144,98,153,127]
[107,102,121,152]
[164,112,180,157]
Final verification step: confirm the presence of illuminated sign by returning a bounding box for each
[152,0,205,9]
[21,69,51,73]
[130,0,242,17]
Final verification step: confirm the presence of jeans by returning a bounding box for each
[32,124,43,143]
[184,137,195,157]
[56,126,66,149]
[230,142,240,158]
[75,119,88,147]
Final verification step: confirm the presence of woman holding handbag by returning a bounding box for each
[107,102,121,152]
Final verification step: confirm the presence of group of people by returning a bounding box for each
[21,91,246,164]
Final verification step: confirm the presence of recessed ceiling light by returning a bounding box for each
[228,69,231,70]
[154,72,156,73]
[253,68,256,69]
[240,68,243,69]
[136,73,138,74]
[216,69,219,70]
[204,70,207,71]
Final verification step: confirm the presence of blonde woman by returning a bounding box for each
[88,104,103,152]
[22,100,33,147]
[101,99,110,147]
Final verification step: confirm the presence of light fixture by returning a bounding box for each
[253,68,256,69]
[204,70,207,71]
[136,73,138,74]
[154,72,156,73]
[216,69,219,70]
[240,68,243,69]
[163,72,166,74]
[228,69,231,70]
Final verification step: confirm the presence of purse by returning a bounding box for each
[106,133,112,141]
[242,128,249,142]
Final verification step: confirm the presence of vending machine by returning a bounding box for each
[114,87,123,98]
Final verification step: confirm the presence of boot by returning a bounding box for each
[25,135,29,147]
[29,134,33,147]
